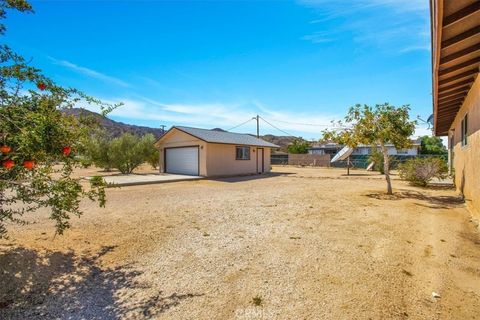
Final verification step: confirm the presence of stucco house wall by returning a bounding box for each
[448,75,480,219]
[206,144,271,177]
[158,129,208,176]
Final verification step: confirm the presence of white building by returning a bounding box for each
[308,141,420,156]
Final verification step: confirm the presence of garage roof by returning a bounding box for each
[161,126,280,148]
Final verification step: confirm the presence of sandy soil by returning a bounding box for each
[0,166,479,319]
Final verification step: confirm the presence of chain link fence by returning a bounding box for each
[330,154,448,169]
[272,154,448,170]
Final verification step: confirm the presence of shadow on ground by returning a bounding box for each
[0,245,202,319]
[365,189,464,209]
[211,171,295,183]
[340,173,379,177]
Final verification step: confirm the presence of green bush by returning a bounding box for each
[84,132,158,173]
[287,139,310,154]
[110,133,157,174]
[78,156,93,168]
[398,157,448,187]
[84,130,115,171]
[146,145,160,169]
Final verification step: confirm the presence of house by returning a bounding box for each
[154,126,279,177]
[308,142,343,156]
[430,0,480,217]
[351,142,420,156]
[308,141,420,156]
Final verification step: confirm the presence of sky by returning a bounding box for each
[6,0,434,140]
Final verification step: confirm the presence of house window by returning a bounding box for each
[461,114,468,146]
[236,146,250,160]
[397,148,408,155]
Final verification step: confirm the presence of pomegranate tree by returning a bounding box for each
[0,0,119,237]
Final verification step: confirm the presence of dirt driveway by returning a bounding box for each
[1,166,479,319]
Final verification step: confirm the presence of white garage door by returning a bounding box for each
[165,147,199,175]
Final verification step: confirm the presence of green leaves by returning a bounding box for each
[419,135,447,155]
[287,138,310,154]
[84,131,158,174]
[0,0,114,238]
[109,133,157,174]
[323,103,416,148]
[322,103,417,194]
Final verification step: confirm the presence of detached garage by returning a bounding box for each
[154,126,279,177]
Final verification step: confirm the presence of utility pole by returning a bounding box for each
[252,115,259,138]
[160,125,166,134]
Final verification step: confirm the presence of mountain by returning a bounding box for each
[65,108,296,150]
[64,108,166,139]
[260,134,297,152]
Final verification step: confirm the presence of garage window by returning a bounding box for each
[236,146,250,160]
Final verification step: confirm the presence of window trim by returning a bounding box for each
[235,146,251,160]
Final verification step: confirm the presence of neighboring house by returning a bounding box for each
[308,142,420,156]
[308,142,343,156]
[352,143,420,156]
[154,126,279,177]
[430,0,480,218]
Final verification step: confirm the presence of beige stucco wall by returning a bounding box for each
[206,143,272,177]
[156,128,273,177]
[449,75,480,219]
[156,129,208,176]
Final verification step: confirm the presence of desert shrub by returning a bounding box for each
[140,134,159,169]
[398,157,448,187]
[84,132,158,173]
[78,156,93,168]
[84,130,115,171]
[146,145,160,169]
[109,133,156,174]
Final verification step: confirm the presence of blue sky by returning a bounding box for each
[7,0,433,139]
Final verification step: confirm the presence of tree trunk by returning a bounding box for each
[381,144,393,195]
[347,156,350,175]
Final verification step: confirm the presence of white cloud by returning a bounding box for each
[298,0,430,53]
[399,45,431,53]
[299,0,428,13]
[80,96,340,139]
[414,125,434,138]
[79,96,433,142]
[301,31,333,44]
[50,57,130,87]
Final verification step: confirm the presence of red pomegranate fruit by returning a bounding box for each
[0,145,11,154]
[2,159,14,169]
[23,160,35,170]
[37,82,47,91]
[62,146,72,156]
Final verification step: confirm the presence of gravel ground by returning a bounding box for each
[0,166,479,319]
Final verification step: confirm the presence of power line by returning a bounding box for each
[227,115,348,137]
[259,116,299,138]
[227,118,254,131]
[265,118,335,127]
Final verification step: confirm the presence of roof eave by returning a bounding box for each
[155,126,280,148]
[431,0,444,136]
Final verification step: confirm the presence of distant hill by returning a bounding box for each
[64,108,166,139]
[260,134,297,152]
[65,108,296,150]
